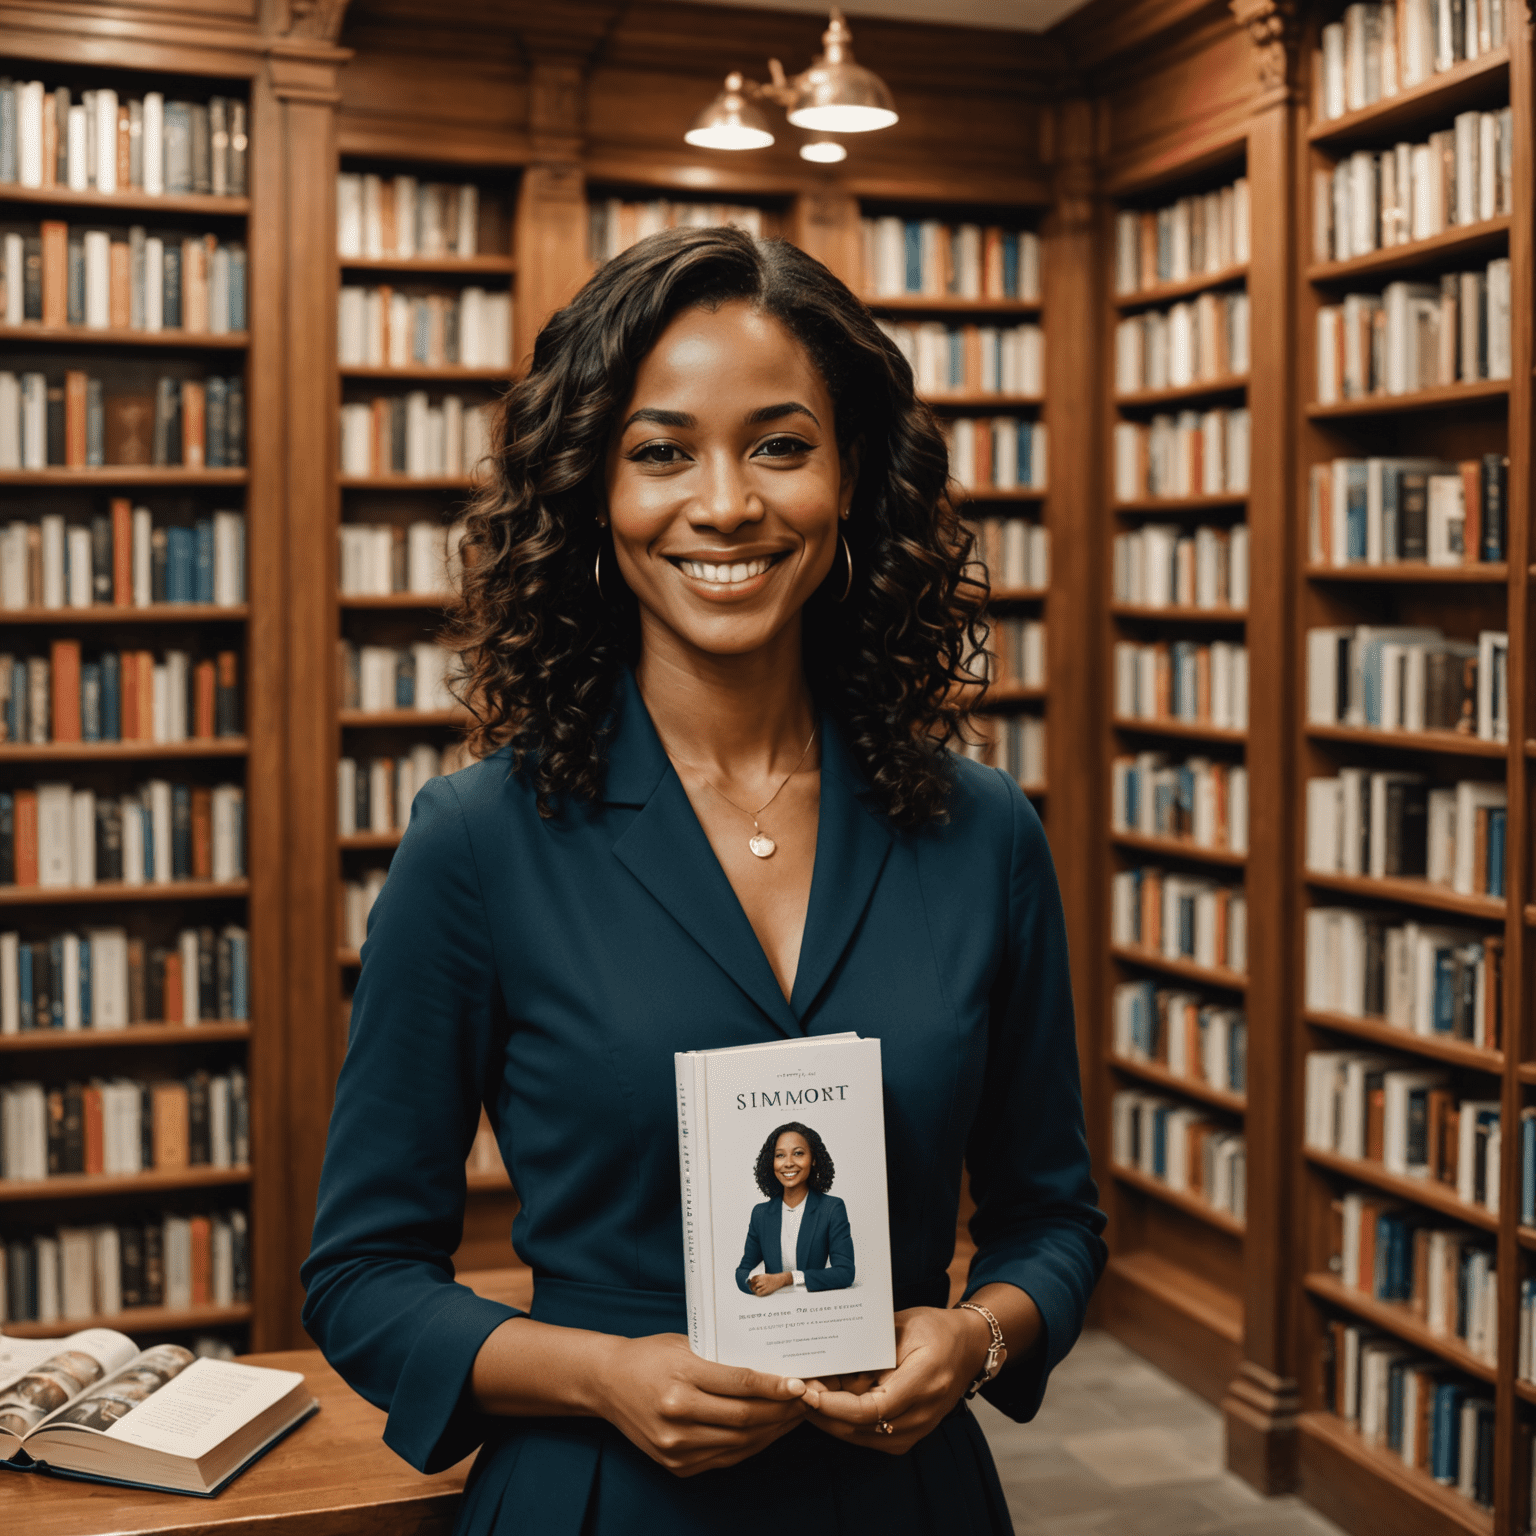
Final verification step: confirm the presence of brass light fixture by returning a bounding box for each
[685,8,897,154]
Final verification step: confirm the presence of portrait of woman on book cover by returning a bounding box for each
[303,220,1105,1536]
[737,1123,855,1296]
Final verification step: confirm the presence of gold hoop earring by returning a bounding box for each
[838,534,853,604]
[593,542,607,602]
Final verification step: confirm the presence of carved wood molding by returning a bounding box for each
[1229,0,1301,98]
[278,0,352,44]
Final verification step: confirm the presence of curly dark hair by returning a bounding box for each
[445,223,987,827]
[753,1122,835,1199]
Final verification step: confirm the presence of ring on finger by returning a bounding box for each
[873,1418,895,1436]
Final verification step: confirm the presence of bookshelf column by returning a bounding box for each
[1222,0,1302,1495]
[267,34,349,1347]
[1043,97,1107,1101]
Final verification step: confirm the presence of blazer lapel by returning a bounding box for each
[606,672,801,1038]
[789,721,893,1019]
[761,1204,783,1276]
[794,1190,824,1270]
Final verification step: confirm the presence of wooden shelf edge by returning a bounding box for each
[1115,375,1248,408]
[0,1166,251,1202]
[1108,1052,1247,1113]
[338,254,516,275]
[1302,1010,1503,1074]
[1110,1163,1247,1237]
[1113,264,1249,312]
[1113,495,1249,513]
[1306,380,1509,418]
[0,1302,252,1339]
[1111,603,1248,622]
[339,592,452,609]
[0,468,249,486]
[1106,1250,1244,1344]
[0,324,249,350]
[1112,716,1248,743]
[1306,723,1507,757]
[1303,1147,1499,1231]
[0,1022,250,1051]
[0,739,248,762]
[1302,1272,1497,1383]
[0,185,251,216]
[0,879,250,907]
[1304,870,1506,921]
[1110,830,1248,867]
[0,604,248,624]
[863,293,1041,314]
[339,476,475,491]
[1306,217,1511,284]
[1304,563,1509,584]
[338,709,465,726]
[339,365,510,382]
[1307,48,1510,145]
[339,832,405,849]
[1110,944,1249,991]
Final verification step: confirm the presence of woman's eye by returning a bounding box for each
[630,441,687,465]
[755,435,811,459]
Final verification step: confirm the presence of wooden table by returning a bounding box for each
[4,1269,537,1536]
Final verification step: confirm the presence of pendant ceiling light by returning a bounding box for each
[799,136,847,164]
[686,8,897,154]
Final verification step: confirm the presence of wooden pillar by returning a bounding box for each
[1041,98,1107,1141]
[1221,0,1300,1492]
[263,31,350,1348]
[789,189,862,289]
[515,58,589,364]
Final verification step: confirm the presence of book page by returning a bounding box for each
[100,1358,305,1460]
[39,1344,195,1436]
[0,1330,139,1445]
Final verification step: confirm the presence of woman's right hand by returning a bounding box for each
[597,1332,809,1476]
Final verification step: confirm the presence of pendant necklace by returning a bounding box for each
[696,722,818,859]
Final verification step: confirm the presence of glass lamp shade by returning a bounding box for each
[685,73,775,151]
[799,137,847,163]
[785,11,897,134]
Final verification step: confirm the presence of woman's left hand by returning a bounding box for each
[749,1271,794,1297]
[801,1305,993,1454]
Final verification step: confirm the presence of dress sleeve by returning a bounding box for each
[299,774,522,1473]
[962,773,1107,1422]
[736,1207,765,1294]
[804,1199,855,1292]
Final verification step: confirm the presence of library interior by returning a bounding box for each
[0,0,1532,1532]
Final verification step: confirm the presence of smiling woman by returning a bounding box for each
[300,226,1106,1536]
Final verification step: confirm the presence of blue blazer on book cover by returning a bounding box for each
[301,667,1105,1536]
[736,1189,854,1294]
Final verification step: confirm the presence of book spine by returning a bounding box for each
[675,1052,706,1356]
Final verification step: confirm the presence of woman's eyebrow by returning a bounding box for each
[620,407,695,431]
[746,401,820,427]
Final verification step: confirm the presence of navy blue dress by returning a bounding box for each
[301,670,1106,1535]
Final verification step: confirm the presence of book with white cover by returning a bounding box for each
[0,1329,316,1496]
[675,1033,896,1377]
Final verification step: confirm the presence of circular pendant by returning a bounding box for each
[749,833,777,859]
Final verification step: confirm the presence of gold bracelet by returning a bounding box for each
[957,1300,1007,1398]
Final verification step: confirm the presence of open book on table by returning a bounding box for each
[0,1329,316,1496]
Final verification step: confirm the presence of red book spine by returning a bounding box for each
[111,498,133,605]
[50,639,81,742]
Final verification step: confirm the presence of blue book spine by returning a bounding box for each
[229,246,247,330]
[67,235,84,325]
[232,932,249,1020]
[1152,1106,1167,1176]
[903,221,922,293]
[168,526,194,603]
[6,658,22,742]
[80,662,101,741]
[1230,1019,1247,1092]
[141,802,154,881]
[1002,231,1019,298]
[194,520,215,604]
[1487,808,1505,898]
[1522,1113,1535,1225]
[1432,950,1456,1034]
[947,328,963,388]
[1346,466,1369,562]
[48,937,63,1027]
[101,652,120,741]
[1386,1359,1405,1452]
[1373,1214,1390,1298]
[85,378,104,466]
[78,936,91,1027]
[1178,895,1195,957]
[0,82,16,185]
[17,941,32,1030]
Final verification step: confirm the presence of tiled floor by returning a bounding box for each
[974,1331,1349,1536]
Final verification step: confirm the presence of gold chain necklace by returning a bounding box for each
[692,722,818,859]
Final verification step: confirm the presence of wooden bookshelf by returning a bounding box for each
[1109,1052,1248,1113]
[0,739,248,762]
[1303,1009,1504,1075]
[1303,871,1508,922]
[1110,831,1248,868]
[0,1023,252,1053]
[0,1301,253,1340]
[0,468,249,486]
[1306,379,1511,418]
[1113,263,1248,311]
[0,603,250,623]
[1306,215,1511,284]
[1112,1162,1247,1236]
[1304,723,1509,757]
[1303,564,1510,584]
[1114,375,1249,408]
[0,879,251,908]
[0,324,250,350]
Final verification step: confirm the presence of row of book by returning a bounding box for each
[1112,410,1252,501]
[960,713,1045,792]
[1315,0,1506,121]
[940,418,1048,493]
[0,924,250,1033]
[1307,454,1507,567]
[336,174,487,261]
[0,781,245,889]
[1304,1051,1501,1210]
[1111,753,1250,853]
[1113,292,1249,394]
[1312,108,1514,264]
[970,516,1050,592]
[338,641,456,715]
[1324,1323,1494,1507]
[338,743,470,837]
[984,619,1045,692]
[1110,1090,1247,1220]
[1,225,246,334]
[338,394,493,482]
[1306,625,1508,742]
[337,520,467,599]
[1110,982,1248,1096]
[1306,770,1506,897]
[1,643,239,746]
[0,1070,248,1181]
[1112,639,1251,730]
[0,82,246,198]
[1315,262,1513,402]
[1,1208,249,1325]
[0,507,245,611]
[1112,178,1251,295]
[1333,1188,1497,1362]
[343,869,387,953]
[589,199,766,267]
[876,320,1043,399]
[337,285,512,371]
[1305,908,1502,1048]
[860,219,1041,302]
[1112,522,1249,610]
[1111,866,1249,974]
[0,370,245,470]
